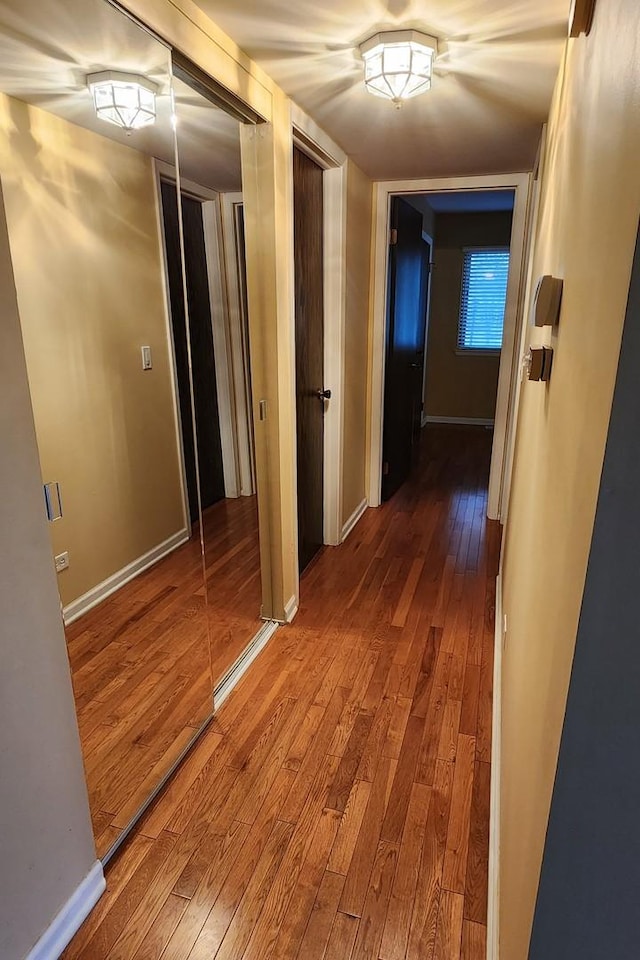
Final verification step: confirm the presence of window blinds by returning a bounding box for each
[457,248,510,351]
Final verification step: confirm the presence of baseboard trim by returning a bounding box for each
[63,528,190,625]
[25,861,105,960]
[214,620,279,708]
[487,572,503,960]
[283,594,298,623]
[423,415,495,427]
[341,498,368,543]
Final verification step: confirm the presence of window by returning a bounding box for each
[458,248,510,352]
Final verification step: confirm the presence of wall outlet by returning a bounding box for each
[54,551,69,573]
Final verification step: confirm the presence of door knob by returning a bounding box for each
[316,389,332,400]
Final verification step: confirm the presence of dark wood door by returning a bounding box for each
[382,197,431,501]
[161,181,225,523]
[293,147,325,572]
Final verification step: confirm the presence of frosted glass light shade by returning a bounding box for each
[87,71,158,131]
[360,30,437,105]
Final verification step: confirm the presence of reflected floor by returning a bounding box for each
[66,495,261,858]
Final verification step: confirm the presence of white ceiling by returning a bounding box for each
[196,0,570,180]
[0,0,242,192]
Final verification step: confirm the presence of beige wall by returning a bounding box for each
[0,180,97,960]
[342,159,373,526]
[0,94,185,607]
[425,211,511,421]
[499,2,640,957]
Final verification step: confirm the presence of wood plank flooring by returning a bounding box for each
[63,425,499,959]
[66,495,262,858]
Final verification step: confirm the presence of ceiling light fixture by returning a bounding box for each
[87,71,158,132]
[359,30,438,108]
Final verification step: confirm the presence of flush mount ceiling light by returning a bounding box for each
[87,71,158,132]
[359,30,438,108]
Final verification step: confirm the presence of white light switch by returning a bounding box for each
[141,346,153,370]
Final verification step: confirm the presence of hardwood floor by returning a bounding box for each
[63,425,499,959]
[66,495,262,858]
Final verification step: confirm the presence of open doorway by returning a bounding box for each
[371,175,529,516]
[382,189,515,500]
[418,191,514,430]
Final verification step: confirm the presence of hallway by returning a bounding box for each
[63,425,499,960]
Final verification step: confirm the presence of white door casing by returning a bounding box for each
[368,172,532,521]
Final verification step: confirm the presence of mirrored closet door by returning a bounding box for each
[0,0,216,859]
[170,68,265,691]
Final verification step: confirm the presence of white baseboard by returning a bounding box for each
[487,572,503,960]
[63,528,189,625]
[214,620,279,708]
[283,594,298,624]
[341,498,368,543]
[423,415,495,427]
[25,861,105,960]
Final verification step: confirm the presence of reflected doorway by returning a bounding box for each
[161,182,226,522]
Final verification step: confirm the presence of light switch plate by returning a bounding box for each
[141,345,153,370]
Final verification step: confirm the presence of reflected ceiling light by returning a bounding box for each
[87,71,158,132]
[359,30,438,108]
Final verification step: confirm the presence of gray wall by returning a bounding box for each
[0,182,96,959]
[405,194,436,238]
[529,224,640,959]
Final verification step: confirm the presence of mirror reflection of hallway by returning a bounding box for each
[159,173,262,681]
[0,0,265,860]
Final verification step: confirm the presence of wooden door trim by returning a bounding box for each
[293,107,347,547]
[368,172,532,520]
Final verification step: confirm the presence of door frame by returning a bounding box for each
[291,104,348,547]
[420,231,434,428]
[368,172,532,520]
[220,193,256,497]
[499,129,548,526]
[154,159,242,501]
[151,160,191,532]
